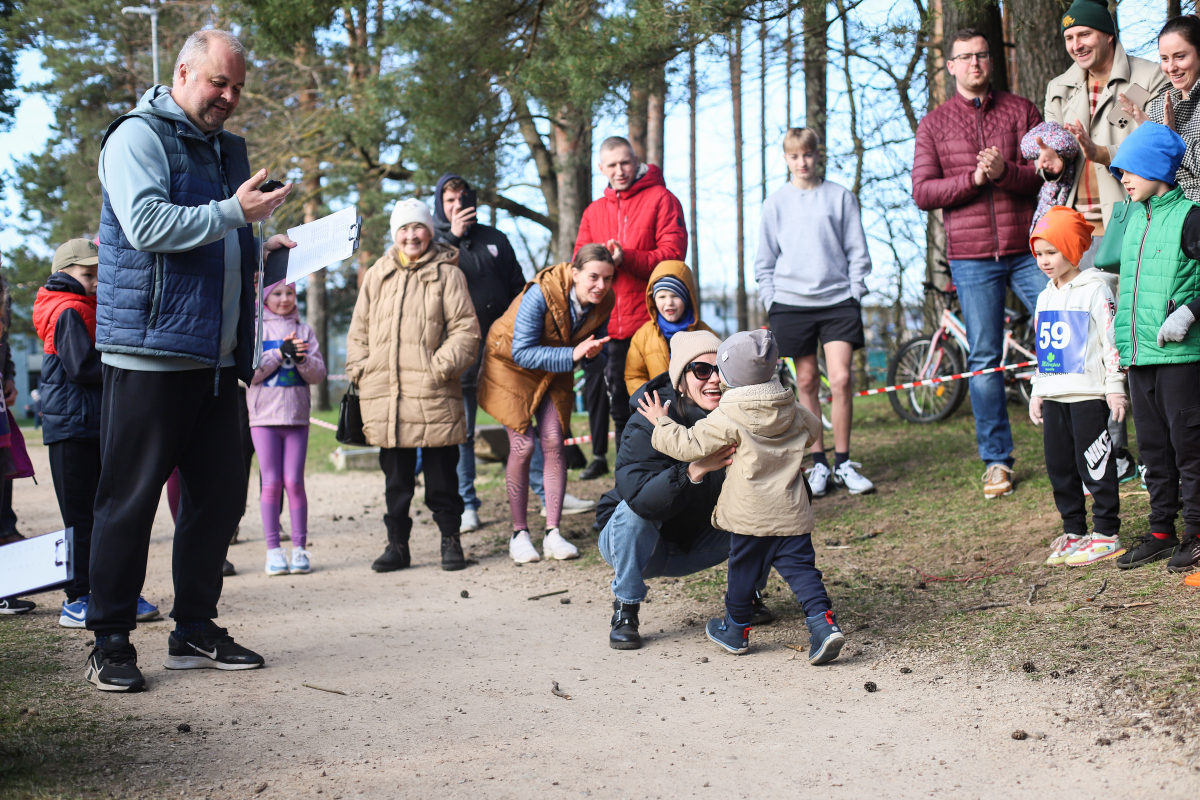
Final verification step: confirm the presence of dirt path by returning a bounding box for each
[11,443,1199,799]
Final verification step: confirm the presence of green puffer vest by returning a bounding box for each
[1115,187,1200,367]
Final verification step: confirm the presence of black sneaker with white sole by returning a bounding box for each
[85,633,146,692]
[0,597,35,615]
[163,624,265,671]
[1116,533,1179,570]
[1167,535,1200,573]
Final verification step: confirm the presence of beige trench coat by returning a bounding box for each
[650,379,823,537]
[1043,42,1168,228]
[344,243,481,449]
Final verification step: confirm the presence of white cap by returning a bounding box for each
[389,199,435,238]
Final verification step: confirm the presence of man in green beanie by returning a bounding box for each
[1037,0,1166,486]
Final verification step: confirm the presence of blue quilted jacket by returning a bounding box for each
[97,91,257,382]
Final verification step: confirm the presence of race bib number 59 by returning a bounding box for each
[1036,310,1089,374]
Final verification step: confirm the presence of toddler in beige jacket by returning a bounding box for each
[636,329,844,663]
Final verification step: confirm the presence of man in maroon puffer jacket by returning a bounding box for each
[574,137,688,473]
[912,28,1048,501]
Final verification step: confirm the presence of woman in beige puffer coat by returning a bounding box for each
[345,199,480,574]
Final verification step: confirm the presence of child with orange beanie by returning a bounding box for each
[1027,206,1128,567]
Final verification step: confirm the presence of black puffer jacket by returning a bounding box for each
[595,372,724,551]
[433,173,526,388]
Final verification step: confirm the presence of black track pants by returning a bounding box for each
[48,437,102,601]
[379,445,462,546]
[1128,362,1200,538]
[1041,398,1120,536]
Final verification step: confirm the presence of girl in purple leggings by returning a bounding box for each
[247,282,326,576]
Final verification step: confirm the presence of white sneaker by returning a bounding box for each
[807,462,832,497]
[460,508,480,533]
[541,493,596,517]
[265,547,290,576]
[542,528,579,560]
[290,547,312,574]
[833,461,875,495]
[509,530,541,563]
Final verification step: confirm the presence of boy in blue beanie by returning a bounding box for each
[1109,122,1200,574]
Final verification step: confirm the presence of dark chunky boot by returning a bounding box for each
[749,590,776,626]
[609,600,642,650]
[372,542,411,572]
[580,458,609,480]
[441,533,467,571]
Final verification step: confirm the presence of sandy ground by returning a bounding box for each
[10,441,1200,800]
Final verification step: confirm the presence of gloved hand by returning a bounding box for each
[1157,305,1196,347]
[280,338,299,360]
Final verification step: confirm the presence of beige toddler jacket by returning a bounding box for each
[650,379,823,537]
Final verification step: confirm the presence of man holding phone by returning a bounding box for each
[1038,0,1167,267]
[432,174,527,534]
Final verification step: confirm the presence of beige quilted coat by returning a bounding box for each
[345,243,480,449]
[650,379,823,537]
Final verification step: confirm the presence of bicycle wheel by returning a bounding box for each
[887,338,968,424]
[1006,336,1036,407]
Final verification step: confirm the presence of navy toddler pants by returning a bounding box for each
[726,532,831,624]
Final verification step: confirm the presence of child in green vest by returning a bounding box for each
[1109,122,1200,575]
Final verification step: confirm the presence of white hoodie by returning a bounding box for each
[1031,269,1125,402]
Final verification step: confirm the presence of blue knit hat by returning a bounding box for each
[652,275,690,306]
[1110,122,1187,185]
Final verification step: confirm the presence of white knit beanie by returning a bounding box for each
[668,330,722,391]
[390,199,435,238]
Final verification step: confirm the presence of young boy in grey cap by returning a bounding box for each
[636,329,845,662]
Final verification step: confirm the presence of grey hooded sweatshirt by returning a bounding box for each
[97,86,247,371]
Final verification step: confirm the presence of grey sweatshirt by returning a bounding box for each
[753,180,872,310]
[97,86,246,371]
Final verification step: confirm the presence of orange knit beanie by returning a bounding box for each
[1029,206,1094,267]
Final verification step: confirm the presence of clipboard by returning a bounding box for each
[0,528,74,598]
[254,208,362,368]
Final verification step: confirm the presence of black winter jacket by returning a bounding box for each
[595,373,724,551]
[433,173,526,388]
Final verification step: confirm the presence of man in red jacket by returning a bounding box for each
[912,28,1047,501]
[574,136,687,473]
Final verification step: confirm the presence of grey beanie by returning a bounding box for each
[668,330,722,391]
[716,329,779,388]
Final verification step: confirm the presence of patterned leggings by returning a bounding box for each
[505,397,565,530]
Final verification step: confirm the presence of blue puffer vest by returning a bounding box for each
[97,110,256,383]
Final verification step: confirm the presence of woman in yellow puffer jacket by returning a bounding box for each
[624,261,716,398]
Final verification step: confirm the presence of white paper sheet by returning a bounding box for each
[284,206,359,283]
[0,529,72,598]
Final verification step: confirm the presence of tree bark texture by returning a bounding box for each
[803,0,828,177]
[1008,0,1073,105]
[760,4,769,202]
[647,64,666,167]
[297,38,330,412]
[941,0,1008,93]
[553,107,592,263]
[785,10,794,128]
[731,27,748,331]
[628,80,649,162]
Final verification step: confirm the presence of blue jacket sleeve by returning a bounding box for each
[511,285,575,373]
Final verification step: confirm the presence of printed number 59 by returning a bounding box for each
[1038,321,1071,350]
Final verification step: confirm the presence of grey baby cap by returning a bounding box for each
[716,329,779,389]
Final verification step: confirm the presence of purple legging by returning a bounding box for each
[505,397,566,530]
[250,425,309,549]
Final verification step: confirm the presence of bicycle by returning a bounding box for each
[887,283,1036,424]
[778,357,834,431]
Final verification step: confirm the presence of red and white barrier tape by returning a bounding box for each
[563,431,616,446]
[827,361,1035,403]
[310,417,340,432]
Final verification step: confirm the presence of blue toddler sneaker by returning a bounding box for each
[705,614,751,655]
[805,609,845,665]
[60,595,89,628]
[136,596,160,622]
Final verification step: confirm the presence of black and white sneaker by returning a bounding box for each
[163,624,265,671]
[0,597,35,615]
[85,633,146,692]
[1167,535,1200,574]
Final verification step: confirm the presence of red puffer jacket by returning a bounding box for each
[574,165,687,340]
[912,89,1043,261]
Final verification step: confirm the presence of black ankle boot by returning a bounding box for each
[441,534,467,571]
[609,600,641,650]
[372,542,411,572]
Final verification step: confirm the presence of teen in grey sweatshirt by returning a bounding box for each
[753,180,871,310]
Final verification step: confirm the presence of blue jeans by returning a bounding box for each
[949,254,1047,468]
[597,500,767,605]
[458,388,481,511]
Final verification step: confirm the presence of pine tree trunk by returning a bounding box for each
[926,0,951,318]
[646,66,666,168]
[731,27,748,331]
[689,47,700,302]
[1169,0,1182,20]
[803,1,828,177]
[785,10,794,128]
[1008,0,1073,105]
[628,81,649,162]
[760,3,769,202]
[553,106,592,264]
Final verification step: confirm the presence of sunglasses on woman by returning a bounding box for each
[686,362,720,381]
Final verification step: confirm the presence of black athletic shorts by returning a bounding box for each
[768,298,865,358]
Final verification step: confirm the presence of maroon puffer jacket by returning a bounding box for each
[912,89,1043,261]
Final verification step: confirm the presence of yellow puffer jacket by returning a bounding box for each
[345,243,481,449]
[624,260,715,396]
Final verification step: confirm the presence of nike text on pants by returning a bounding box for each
[1128,362,1200,539]
[1041,398,1120,536]
[86,366,246,635]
